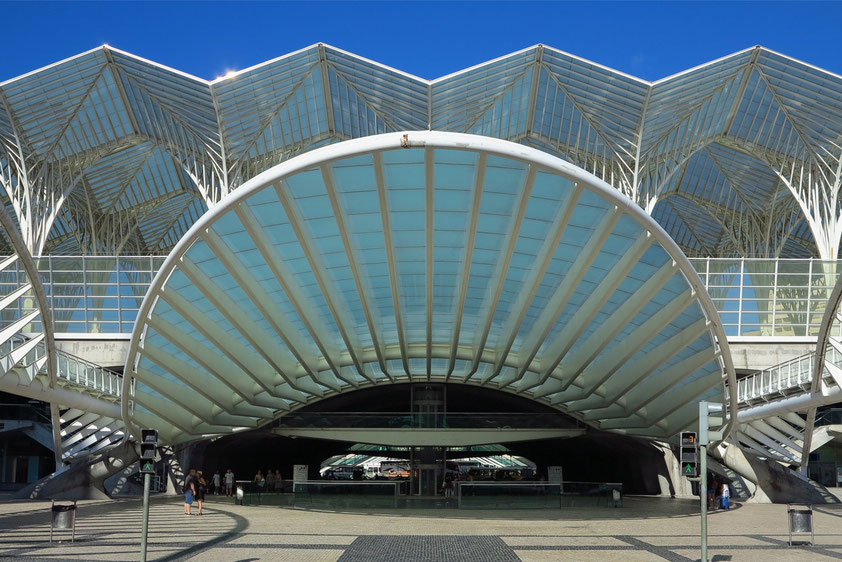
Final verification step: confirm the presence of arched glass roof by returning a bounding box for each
[1,44,839,257]
[123,132,734,444]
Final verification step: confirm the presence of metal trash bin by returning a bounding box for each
[50,500,77,543]
[787,504,814,546]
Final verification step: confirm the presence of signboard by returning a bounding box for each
[547,466,563,483]
[293,464,308,482]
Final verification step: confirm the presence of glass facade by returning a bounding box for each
[0,256,835,339]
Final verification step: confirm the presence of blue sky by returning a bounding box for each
[2,1,841,83]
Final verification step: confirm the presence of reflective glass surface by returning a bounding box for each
[126,136,726,443]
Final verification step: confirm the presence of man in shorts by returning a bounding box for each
[183,469,197,515]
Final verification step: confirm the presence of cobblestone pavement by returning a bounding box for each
[0,496,841,561]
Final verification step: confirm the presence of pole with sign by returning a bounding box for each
[139,429,157,562]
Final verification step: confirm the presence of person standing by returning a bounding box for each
[443,475,455,498]
[212,470,221,495]
[183,469,197,516]
[196,471,207,515]
[707,475,717,510]
[721,481,731,510]
[224,468,234,496]
[254,470,265,495]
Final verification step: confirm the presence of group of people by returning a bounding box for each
[182,468,238,515]
[707,475,733,510]
[182,469,207,516]
[252,469,283,492]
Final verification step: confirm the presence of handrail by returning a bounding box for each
[0,255,837,338]
[728,341,842,405]
[3,335,122,398]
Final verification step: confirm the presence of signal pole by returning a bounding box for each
[139,429,158,562]
[697,400,724,562]
[700,439,707,562]
[140,471,151,562]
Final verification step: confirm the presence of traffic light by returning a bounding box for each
[140,429,158,474]
[680,431,698,478]
[699,401,724,445]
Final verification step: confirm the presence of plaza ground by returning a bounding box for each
[0,496,841,561]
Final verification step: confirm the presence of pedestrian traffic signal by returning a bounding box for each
[699,401,724,445]
[679,431,698,478]
[139,429,158,474]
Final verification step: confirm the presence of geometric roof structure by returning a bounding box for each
[1,44,841,259]
[123,131,736,444]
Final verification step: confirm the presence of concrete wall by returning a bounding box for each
[55,337,130,370]
[53,337,817,375]
[729,342,814,372]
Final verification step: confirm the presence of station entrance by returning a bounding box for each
[193,383,678,508]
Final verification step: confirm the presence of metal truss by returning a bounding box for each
[1,44,841,259]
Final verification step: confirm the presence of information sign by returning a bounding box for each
[293,464,308,482]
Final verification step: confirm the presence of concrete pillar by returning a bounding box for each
[1,440,7,483]
[712,440,836,504]
[13,440,139,500]
[655,442,693,497]
[26,456,38,482]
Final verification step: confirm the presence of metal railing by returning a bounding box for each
[0,335,122,397]
[0,256,838,339]
[272,412,581,429]
[729,343,842,404]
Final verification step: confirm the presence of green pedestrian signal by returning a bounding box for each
[679,431,698,479]
[139,429,158,474]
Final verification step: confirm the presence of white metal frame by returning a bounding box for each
[122,131,738,444]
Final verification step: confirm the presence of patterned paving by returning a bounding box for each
[0,497,841,561]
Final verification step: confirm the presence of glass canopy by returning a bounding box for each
[1,44,838,258]
[123,131,734,444]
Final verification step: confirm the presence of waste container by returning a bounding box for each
[50,500,77,543]
[787,504,813,546]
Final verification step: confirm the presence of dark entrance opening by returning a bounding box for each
[193,384,674,497]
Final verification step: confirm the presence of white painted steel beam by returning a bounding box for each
[123,131,735,444]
